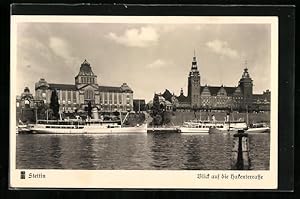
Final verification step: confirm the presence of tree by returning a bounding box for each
[49,89,59,119]
[153,114,162,126]
[162,111,172,125]
[151,94,160,117]
[150,94,163,126]
[37,103,48,120]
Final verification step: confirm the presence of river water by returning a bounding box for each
[16,133,270,170]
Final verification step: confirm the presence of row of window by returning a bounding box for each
[201,96,244,100]
[81,77,95,84]
[39,90,132,105]
[100,93,131,105]
[57,91,77,103]
[57,100,132,106]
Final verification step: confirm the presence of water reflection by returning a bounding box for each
[148,133,183,169]
[182,135,206,170]
[16,133,270,170]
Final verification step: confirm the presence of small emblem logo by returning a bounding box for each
[20,171,25,179]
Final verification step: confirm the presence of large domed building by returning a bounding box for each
[35,59,134,113]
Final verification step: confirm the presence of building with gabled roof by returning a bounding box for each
[35,59,133,113]
[174,54,270,112]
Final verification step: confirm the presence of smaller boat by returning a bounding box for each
[179,120,213,134]
[207,121,248,133]
[245,123,270,133]
[16,120,31,134]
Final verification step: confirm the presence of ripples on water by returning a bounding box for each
[16,133,270,170]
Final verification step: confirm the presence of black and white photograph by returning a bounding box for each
[10,15,278,189]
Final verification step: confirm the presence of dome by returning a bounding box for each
[120,83,133,93]
[24,87,30,93]
[21,87,33,100]
[35,78,49,90]
[242,68,250,78]
[78,59,95,76]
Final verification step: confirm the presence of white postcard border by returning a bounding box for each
[10,15,278,189]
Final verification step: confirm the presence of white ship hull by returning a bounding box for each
[210,126,270,134]
[179,127,210,134]
[209,122,247,133]
[85,125,147,134]
[245,127,270,133]
[31,124,147,134]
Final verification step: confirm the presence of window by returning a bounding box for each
[114,93,117,104]
[104,93,108,104]
[84,90,94,100]
[100,93,103,104]
[119,94,122,104]
[67,91,71,100]
[109,93,112,104]
[126,94,131,105]
[73,92,77,103]
[62,91,66,100]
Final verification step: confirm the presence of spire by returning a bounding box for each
[191,51,198,70]
[239,61,252,86]
[82,59,90,66]
[244,59,248,71]
[180,88,184,95]
[241,60,251,79]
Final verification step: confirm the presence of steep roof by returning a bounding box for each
[177,94,190,103]
[200,86,237,96]
[224,87,237,96]
[207,86,220,96]
[162,89,173,102]
[49,83,77,91]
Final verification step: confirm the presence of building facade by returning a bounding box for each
[16,87,35,109]
[35,60,133,113]
[174,55,270,111]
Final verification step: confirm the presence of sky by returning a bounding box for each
[15,22,271,102]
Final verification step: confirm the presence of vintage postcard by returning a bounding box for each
[10,15,278,189]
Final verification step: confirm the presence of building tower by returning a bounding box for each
[35,78,49,103]
[238,62,253,110]
[187,52,201,108]
[75,59,99,105]
[75,59,98,88]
